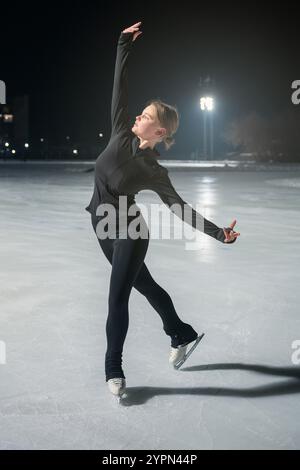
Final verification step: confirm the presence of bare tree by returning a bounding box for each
[223,108,300,162]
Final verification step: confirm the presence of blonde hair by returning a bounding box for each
[145,98,180,151]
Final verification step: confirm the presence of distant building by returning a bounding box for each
[0,95,29,148]
[0,103,14,145]
[12,95,29,146]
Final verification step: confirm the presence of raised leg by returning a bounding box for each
[132,262,196,342]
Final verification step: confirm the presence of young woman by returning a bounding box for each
[85,21,240,399]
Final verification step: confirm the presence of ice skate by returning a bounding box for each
[169,333,205,369]
[107,378,126,401]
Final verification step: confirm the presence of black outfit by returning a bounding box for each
[86,31,235,382]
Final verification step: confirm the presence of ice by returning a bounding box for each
[0,161,300,450]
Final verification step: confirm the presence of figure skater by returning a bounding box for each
[85,21,240,400]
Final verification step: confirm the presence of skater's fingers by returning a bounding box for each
[223,227,239,242]
[223,228,232,239]
[223,230,229,241]
[123,27,141,35]
[132,31,143,41]
[230,230,240,237]
[225,232,240,242]
[126,22,142,29]
[123,21,142,32]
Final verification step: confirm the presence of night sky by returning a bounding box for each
[1,0,300,155]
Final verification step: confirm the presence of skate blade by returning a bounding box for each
[112,392,124,404]
[173,333,205,370]
[115,389,127,403]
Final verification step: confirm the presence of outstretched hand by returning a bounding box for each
[122,21,143,41]
[223,219,240,243]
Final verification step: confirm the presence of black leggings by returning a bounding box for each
[91,213,197,382]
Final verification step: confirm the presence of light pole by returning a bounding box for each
[200,96,214,159]
[210,106,214,158]
[203,109,207,158]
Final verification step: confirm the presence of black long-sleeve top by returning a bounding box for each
[85,31,236,244]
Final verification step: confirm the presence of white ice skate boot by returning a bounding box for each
[107,378,126,401]
[169,333,205,369]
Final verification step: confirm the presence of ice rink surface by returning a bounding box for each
[1,161,300,450]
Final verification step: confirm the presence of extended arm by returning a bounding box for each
[148,166,237,243]
[110,31,133,136]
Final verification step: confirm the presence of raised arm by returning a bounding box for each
[148,166,240,244]
[110,22,142,137]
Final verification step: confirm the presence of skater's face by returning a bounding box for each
[131,104,167,143]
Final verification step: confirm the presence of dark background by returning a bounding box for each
[1,0,300,157]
